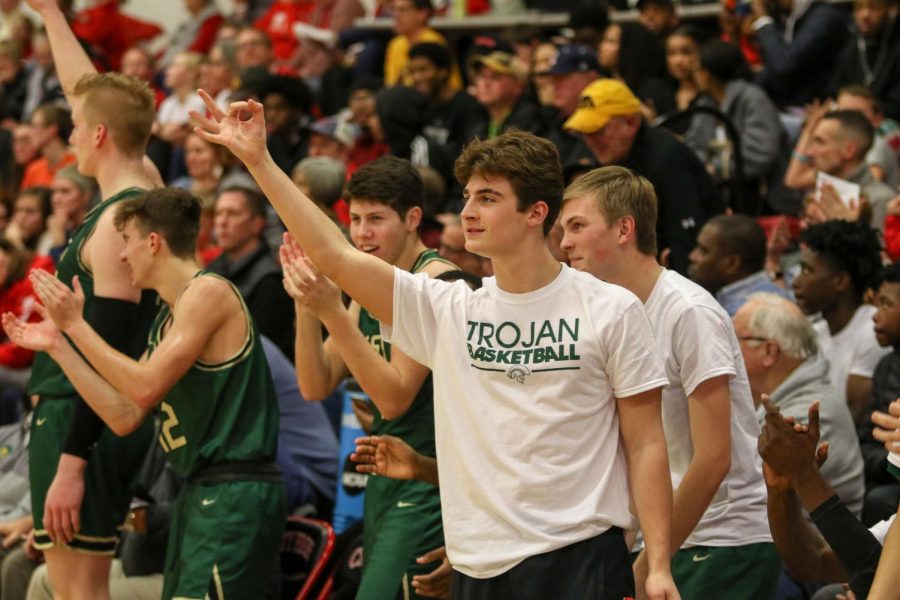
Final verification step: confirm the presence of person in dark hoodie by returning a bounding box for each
[374,85,456,211]
[252,73,314,175]
[831,0,900,122]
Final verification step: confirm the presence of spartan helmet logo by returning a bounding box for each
[506,365,532,384]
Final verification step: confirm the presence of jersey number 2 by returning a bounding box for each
[159,401,187,452]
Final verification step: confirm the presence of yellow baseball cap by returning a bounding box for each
[564,79,642,134]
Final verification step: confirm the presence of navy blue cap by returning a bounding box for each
[537,44,601,76]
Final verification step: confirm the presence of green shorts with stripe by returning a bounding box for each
[162,479,286,600]
[671,542,781,600]
[29,396,154,554]
[359,476,444,600]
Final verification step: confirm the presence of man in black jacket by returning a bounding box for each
[207,185,295,359]
[566,78,723,274]
[831,0,900,121]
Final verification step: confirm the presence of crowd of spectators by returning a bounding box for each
[3,0,900,597]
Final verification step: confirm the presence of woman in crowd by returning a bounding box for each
[45,165,95,261]
[599,21,674,118]
[694,39,793,213]
[6,186,51,253]
[0,235,54,390]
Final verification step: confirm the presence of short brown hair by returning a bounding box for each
[345,156,423,218]
[72,73,155,158]
[114,188,201,259]
[454,131,563,235]
[563,166,658,256]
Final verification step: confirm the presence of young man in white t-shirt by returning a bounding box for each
[192,95,680,599]
[792,220,888,426]
[560,166,778,599]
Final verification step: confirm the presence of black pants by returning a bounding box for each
[452,528,635,600]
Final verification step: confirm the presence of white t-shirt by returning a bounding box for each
[644,270,771,547]
[871,513,896,545]
[813,305,889,404]
[156,92,207,125]
[382,264,668,578]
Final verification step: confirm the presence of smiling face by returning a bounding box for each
[459,174,532,260]
[118,219,154,289]
[51,176,90,219]
[348,200,415,265]
[184,133,219,181]
[559,194,619,279]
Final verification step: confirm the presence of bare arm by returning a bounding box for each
[765,471,847,582]
[617,387,678,599]
[292,300,349,400]
[33,271,232,412]
[25,0,97,107]
[784,102,828,191]
[1,312,148,435]
[282,236,444,418]
[868,508,900,600]
[192,93,396,325]
[352,434,439,486]
[670,375,732,549]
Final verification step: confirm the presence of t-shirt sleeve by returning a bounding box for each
[605,300,668,398]
[849,333,888,379]
[380,268,441,368]
[672,304,737,396]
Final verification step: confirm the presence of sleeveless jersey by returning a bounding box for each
[28,188,158,398]
[357,249,456,457]
[146,273,279,478]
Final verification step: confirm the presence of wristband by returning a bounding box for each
[791,151,812,164]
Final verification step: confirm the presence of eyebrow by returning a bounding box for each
[465,187,504,198]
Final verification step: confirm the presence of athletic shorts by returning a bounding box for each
[358,476,444,600]
[30,396,154,554]
[452,527,634,600]
[671,542,782,600]
[161,479,286,600]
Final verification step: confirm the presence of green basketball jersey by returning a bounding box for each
[146,273,279,478]
[357,249,455,458]
[28,188,158,398]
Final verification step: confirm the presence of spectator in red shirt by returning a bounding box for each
[254,0,317,67]
[120,46,166,109]
[0,236,54,384]
[71,0,163,70]
[20,103,76,190]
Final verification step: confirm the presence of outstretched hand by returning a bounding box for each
[351,435,420,480]
[1,306,62,353]
[190,90,268,169]
[30,271,84,333]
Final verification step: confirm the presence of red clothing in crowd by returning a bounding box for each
[188,12,224,56]
[885,214,900,261]
[0,254,55,369]
[20,152,77,190]
[72,0,163,71]
[255,0,317,61]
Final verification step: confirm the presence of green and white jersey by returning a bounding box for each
[357,249,455,458]
[29,187,158,398]
[147,273,279,478]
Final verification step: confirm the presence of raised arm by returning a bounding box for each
[25,0,97,107]
[192,93,396,325]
